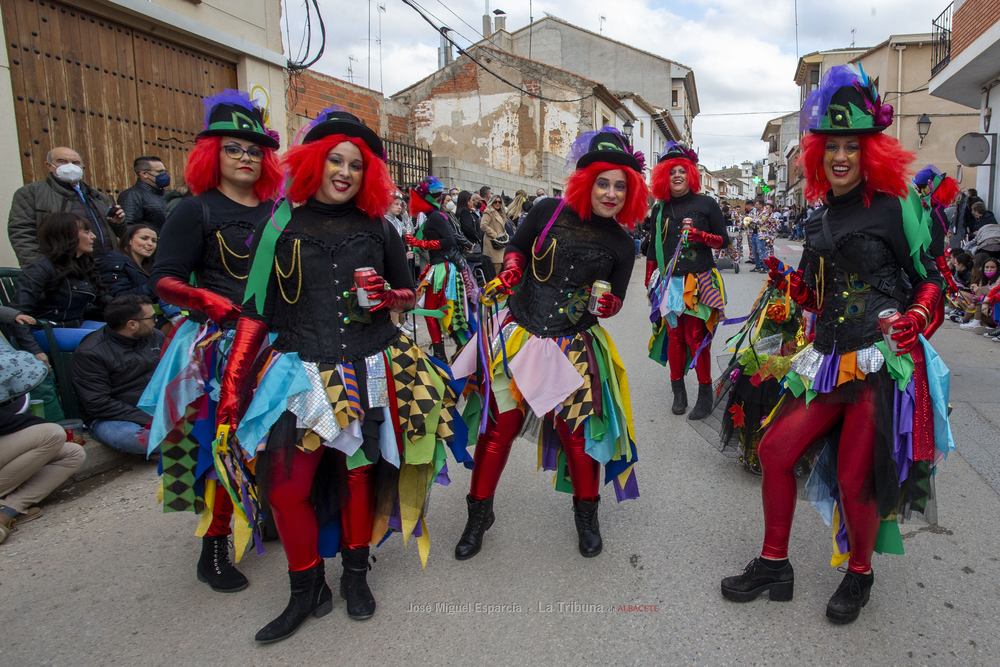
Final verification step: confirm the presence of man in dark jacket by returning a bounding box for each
[117,156,169,231]
[71,295,163,456]
[7,147,126,267]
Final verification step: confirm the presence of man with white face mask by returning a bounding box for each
[7,147,125,267]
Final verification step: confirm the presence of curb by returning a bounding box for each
[70,434,147,483]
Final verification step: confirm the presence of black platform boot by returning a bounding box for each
[455,495,495,561]
[254,562,333,643]
[340,546,376,620]
[687,383,714,421]
[573,497,603,557]
[431,341,448,362]
[670,379,688,415]
[721,557,794,602]
[197,535,249,592]
[825,569,874,624]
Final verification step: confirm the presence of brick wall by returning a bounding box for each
[952,0,1000,59]
[386,114,409,141]
[429,62,479,96]
[287,71,381,131]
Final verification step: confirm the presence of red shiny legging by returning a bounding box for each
[205,485,235,537]
[469,396,601,502]
[424,316,443,344]
[758,388,880,574]
[267,447,377,571]
[667,314,712,384]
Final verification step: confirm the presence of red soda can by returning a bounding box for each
[682,218,693,230]
[354,267,377,308]
[878,308,902,353]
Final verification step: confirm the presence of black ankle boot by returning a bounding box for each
[825,569,874,624]
[687,383,714,421]
[670,379,688,415]
[431,342,447,362]
[721,557,794,602]
[254,562,333,643]
[455,495,495,561]
[573,497,602,557]
[197,535,249,592]
[340,547,376,620]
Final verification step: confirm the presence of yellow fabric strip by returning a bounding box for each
[194,479,216,538]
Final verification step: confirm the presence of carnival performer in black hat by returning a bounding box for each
[645,142,730,421]
[450,127,646,561]
[720,64,953,624]
[913,165,961,337]
[215,108,457,642]
[140,89,281,594]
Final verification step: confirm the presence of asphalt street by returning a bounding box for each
[2,240,999,666]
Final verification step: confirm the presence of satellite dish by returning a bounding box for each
[955,133,992,167]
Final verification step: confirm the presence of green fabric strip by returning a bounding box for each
[874,519,905,555]
[874,340,914,391]
[244,200,293,313]
[654,205,666,275]
[899,189,930,279]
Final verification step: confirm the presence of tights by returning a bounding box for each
[667,314,712,384]
[758,388,879,573]
[424,317,443,344]
[469,395,600,502]
[267,446,377,571]
[205,485,234,537]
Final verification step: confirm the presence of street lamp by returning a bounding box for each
[622,120,633,145]
[917,114,932,148]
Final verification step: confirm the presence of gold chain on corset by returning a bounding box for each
[817,256,825,309]
[216,231,250,279]
[531,236,556,282]
[274,239,302,304]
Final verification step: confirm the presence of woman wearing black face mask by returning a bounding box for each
[117,156,171,232]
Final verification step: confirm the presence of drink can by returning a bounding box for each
[354,267,377,307]
[588,280,612,315]
[878,308,902,353]
[29,399,44,418]
[682,218,693,230]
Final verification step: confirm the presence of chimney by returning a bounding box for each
[483,1,492,37]
[494,14,506,31]
[438,28,453,69]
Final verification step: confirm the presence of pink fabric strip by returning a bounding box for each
[533,198,567,253]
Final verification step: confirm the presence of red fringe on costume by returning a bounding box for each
[184,136,283,202]
[798,133,915,206]
[408,192,436,219]
[932,176,960,208]
[283,135,393,217]
[563,160,649,229]
[650,157,701,201]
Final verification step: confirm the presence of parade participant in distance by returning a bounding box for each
[912,165,961,337]
[719,204,742,273]
[216,109,457,642]
[645,142,730,421]
[404,176,475,362]
[452,127,645,561]
[721,65,953,625]
[140,89,281,594]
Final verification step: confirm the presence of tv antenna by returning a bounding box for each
[599,15,606,35]
[347,55,358,83]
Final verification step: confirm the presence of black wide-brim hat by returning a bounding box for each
[576,131,642,173]
[199,89,279,149]
[303,110,384,158]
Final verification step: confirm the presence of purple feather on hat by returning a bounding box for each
[564,126,618,173]
[202,89,262,129]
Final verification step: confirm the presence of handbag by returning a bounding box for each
[490,233,510,250]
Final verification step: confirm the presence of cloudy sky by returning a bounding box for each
[284,0,952,169]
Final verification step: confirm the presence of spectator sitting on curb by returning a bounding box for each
[0,410,85,544]
[71,295,163,457]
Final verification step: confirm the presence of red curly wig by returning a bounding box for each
[563,161,650,229]
[283,134,393,218]
[932,175,961,208]
[184,136,282,202]
[650,157,701,201]
[798,132,915,206]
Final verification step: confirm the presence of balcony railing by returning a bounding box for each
[931,3,953,76]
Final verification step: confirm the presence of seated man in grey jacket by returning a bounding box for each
[71,295,163,456]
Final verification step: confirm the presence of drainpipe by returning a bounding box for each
[894,44,906,140]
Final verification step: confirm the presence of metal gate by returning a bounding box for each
[2,0,238,198]
[383,138,431,190]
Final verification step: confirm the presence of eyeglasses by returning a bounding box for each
[132,315,157,323]
[222,144,265,163]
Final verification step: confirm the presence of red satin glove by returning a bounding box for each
[686,228,725,249]
[596,292,622,318]
[155,276,240,324]
[363,277,417,313]
[890,282,940,356]
[764,256,820,312]
[403,234,442,250]
[216,317,269,432]
[496,252,527,295]
[645,260,656,288]
[934,255,959,295]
